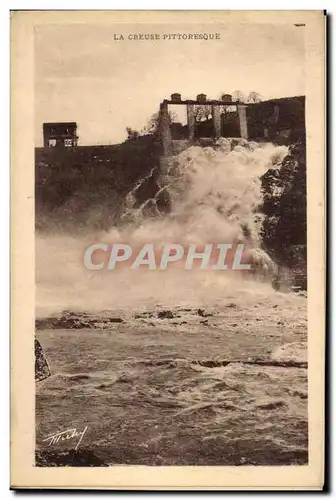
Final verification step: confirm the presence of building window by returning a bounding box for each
[64,139,73,147]
[48,139,56,147]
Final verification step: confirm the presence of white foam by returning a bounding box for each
[36,139,289,314]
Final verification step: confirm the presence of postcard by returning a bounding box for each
[11,10,325,490]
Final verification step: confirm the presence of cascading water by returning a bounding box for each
[36,138,289,316]
[35,138,308,468]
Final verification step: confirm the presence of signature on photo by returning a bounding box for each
[43,426,88,450]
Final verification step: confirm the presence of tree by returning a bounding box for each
[231,90,263,103]
[194,105,212,122]
[143,112,161,134]
[246,91,263,103]
[232,90,248,103]
[126,127,140,140]
[261,139,306,269]
[143,110,178,135]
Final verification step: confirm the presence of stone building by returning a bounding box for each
[43,122,78,148]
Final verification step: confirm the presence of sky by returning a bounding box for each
[35,23,305,146]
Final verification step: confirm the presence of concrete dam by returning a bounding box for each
[158,93,305,156]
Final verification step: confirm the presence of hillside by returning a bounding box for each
[35,135,163,232]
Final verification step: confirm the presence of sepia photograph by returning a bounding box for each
[11,10,325,490]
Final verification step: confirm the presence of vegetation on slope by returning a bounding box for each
[35,134,162,232]
[261,137,307,285]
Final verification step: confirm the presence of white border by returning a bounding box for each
[5,3,330,498]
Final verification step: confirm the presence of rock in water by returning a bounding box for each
[35,337,51,382]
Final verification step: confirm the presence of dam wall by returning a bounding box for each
[159,95,305,156]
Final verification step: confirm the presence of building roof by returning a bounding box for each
[43,122,77,128]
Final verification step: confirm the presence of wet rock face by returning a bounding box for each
[35,337,51,382]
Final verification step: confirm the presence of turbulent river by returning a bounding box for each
[35,138,307,466]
